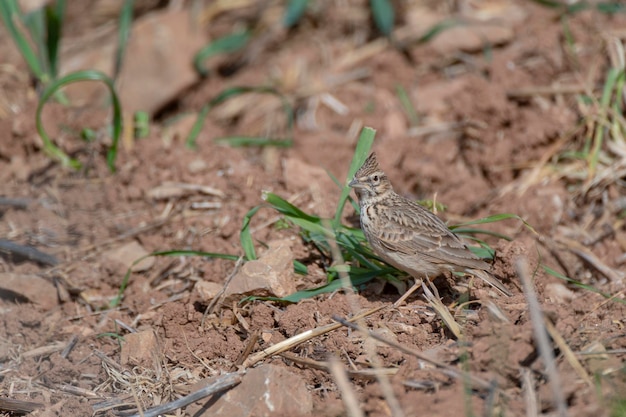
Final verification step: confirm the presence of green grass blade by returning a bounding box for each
[333,127,376,227]
[36,70,123,171]
[589,68,620,175]
[244,273,377,304]
[596,2,626,14]
[263,192,333,237]
[326,169,360,213]
[452,227,512,241]
[417,19,461,44]
[542,264,626,304]
[23,6,48,76]
[527,0,566,8]
[0,0,46,81]
[114,0,134,80]
[215,136,293,147]
[468,245,495,260]
[186,86,293,148]
[369,0,394,36]
[395,84,419,126]
[240,205,263,261]
[44,0,65,79]
[283,0,309,28]
[186,105,211,149]
[451,213,536,234]
[294,260,308,275]
[194,30,251,76]
[263,192,321,224]
[110,249,238,308]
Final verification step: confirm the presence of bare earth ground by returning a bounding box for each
[1,1,626,416]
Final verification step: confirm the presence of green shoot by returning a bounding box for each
[369,0,394,36]
[284,0,309,28]
[36,70,123,171]
[194,30,252,76]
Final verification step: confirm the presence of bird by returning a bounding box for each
[348,152,511,303]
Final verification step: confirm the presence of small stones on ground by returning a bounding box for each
[0,273,58,310]
[102,241,154,274]
[206,365,313,417]
[194,281,224,303]
[120,329,160,368]
[222,239,296,303]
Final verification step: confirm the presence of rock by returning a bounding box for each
[223,239,295,303]
[205,365,312,417]
[195,281,224,302]
[120,329,159,367]
[431,25,514,55]
[0,273,58,310]
[60,9,206,115]
[188,158,208,174]
[102,241,154,273]
[545,283,575,304]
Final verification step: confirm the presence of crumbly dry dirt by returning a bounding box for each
[1,1,625,416]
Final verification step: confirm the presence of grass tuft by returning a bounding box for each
[1,0,130,171]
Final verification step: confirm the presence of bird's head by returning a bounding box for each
[348,152,393,200]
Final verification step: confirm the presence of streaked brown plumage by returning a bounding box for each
[349,152,511,297]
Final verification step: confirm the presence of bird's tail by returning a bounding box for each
[466,268,512,296]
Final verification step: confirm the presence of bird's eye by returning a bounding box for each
[372,175,380,183]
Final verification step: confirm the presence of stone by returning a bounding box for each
[223,239,295,303]
[0,273,58,310]
[60,9,206,115]
[120,329,159,367]
[431,25,514,55]
[205,365,312,417]
[195,281,224,302]
[102,241,154,273]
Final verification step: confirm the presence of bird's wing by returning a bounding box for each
[373,201,489,270]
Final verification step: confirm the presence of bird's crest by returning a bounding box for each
[355,152,381,177]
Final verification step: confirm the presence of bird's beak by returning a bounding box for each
[348,178,364,189]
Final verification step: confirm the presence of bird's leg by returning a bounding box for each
[393,276,425,307]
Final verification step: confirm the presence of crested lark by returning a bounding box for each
[349,152,511,302]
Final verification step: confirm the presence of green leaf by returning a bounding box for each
[333,127,376,227]
[417,19,461,44]
[44,0,65,79]
[240,205,263,261]
[369,0,394,36]
[395,84,419,126]
[114,0,134,80]
[467,245,495,260]
[244,273,378,304]
[283,0,309,28]
[294,260,308,275]
[263,192,321,224]
[194,30,251,76]
[35,70,123,171]
[596,2,626,14]
[452,227,512,241]
[541,264,625,304]
[0,0,46,81]
[215,136,293,147]
[133,110,149,138]
[451,213,536,233]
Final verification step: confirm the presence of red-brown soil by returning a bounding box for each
[1,1,625,416]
